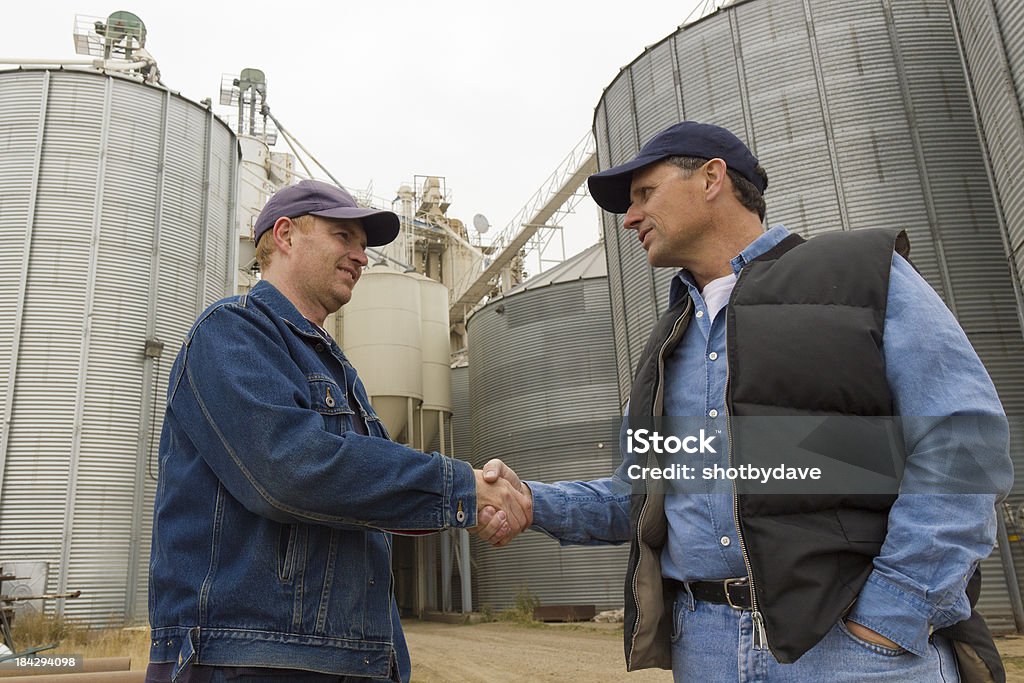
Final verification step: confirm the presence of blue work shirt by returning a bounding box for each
[528,224,1011,656]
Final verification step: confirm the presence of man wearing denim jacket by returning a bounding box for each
[146,180,531,683]
[479,122,1012,681]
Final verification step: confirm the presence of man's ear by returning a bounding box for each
[271,216,294,254]
[703,158,728,200]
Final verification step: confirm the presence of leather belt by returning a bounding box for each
[669,577,753,610]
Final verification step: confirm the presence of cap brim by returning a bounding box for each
[587,155,663,214]
[311,207,401,247]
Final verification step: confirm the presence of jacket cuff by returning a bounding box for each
[846,573,934,656]
[447,458,476,528]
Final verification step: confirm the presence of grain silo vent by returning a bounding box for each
[72,11,161,83]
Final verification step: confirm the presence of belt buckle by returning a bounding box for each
[722,577,749,610]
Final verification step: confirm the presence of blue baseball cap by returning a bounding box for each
[254,179,400,247]
[587,121,767,213]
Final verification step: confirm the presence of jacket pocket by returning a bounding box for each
[278,524,298,582]
[307,376,354,434]
[836,508,887,545]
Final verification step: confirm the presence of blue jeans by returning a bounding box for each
[671,589,960,682]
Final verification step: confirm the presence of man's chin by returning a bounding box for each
[330,287,354,311]
[645,250,670,268]
[644,247,685,269]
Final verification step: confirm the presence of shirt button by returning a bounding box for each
[369,578,375,585]
[709,409,719,418]
[720,536,731,547]
[708,352,718,361]
[695,310,705,318]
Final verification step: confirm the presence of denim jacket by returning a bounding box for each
[148,280,477,681]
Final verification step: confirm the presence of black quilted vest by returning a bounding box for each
[624,229,1002,679]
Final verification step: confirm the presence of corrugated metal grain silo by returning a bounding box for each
[467,244,628,611]
[593,0,1024,631]
[449,365,472,465]
[948,0,1024,336]
[0,67,238,625]
[947,0,1024,631]
[597,0,1024,411]
[448,364,472,613]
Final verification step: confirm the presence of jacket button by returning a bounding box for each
[315,343,325,353]
[369,578,375,585]
[364,657,371,666]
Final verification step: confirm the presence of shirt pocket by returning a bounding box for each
[307,376,355,434]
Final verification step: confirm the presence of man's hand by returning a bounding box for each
[470,463,531,545]
[843,619,902,650]
[472,459,533,547]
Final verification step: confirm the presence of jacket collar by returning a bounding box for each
[248,279,323,340]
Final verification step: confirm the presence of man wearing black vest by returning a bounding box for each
[477,121,1012,681]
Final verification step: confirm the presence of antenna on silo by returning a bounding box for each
[472,214,491,235]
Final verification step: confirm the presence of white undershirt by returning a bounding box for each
[700,272,738,322]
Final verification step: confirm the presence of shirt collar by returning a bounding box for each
[730,224,790,273]
[669,224,791,306]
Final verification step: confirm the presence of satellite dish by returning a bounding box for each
[472,213,491,234]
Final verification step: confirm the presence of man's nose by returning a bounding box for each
[351,246,369,267]
[624,204,643,230]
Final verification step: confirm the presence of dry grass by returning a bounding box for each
[8,613,150,670]
[478,588,543,626]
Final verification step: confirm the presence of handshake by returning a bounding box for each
[471,459,532,547]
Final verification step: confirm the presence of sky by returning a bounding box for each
[5,0,709,269]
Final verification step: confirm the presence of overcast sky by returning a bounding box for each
[6,1,709,265]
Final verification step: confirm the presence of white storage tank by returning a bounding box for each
[235,135,276,292]
[0,67,238,624]
[412,274,453,451]
[341,266,424,442]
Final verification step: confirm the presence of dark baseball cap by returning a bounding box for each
[253,179,400,247]
[587,121,767,213]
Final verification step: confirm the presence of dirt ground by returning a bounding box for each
[31,619,1024,680]
[404,620,671,682]
[996,635,1024,682]
[405,621,1024,682]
